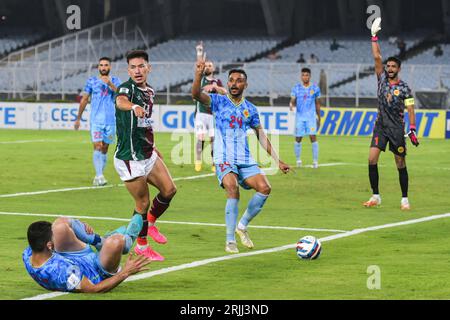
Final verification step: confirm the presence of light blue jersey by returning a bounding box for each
[210,94,261,165]
[23,246,107,292]
[291,83,320,121]
[84,76,121,125]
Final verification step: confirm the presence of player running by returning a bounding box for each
[289,67,321,168]
[75,57,121,186]
[364,18,419,210]
[192,57,291,253]
[23,215,151,293]
[114,50,177,261]
[193,42,227,172]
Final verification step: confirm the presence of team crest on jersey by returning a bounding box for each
[398,146,405,153]
[394,89,400,96]
[243,109,250,118]
[310,89,314,95]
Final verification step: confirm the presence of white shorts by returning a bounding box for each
[195,112,214,138]
[114,151,158,182]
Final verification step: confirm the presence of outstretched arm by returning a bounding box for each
[371,17,384,76]
[253,125,290,174]
[116,95,145,118]
[191,58,211,110]
[75,253,151,293]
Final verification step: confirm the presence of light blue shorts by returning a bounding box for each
[295,118,317,137]
[90,123,116,144]
[215,163,263,190]
[58,245,113,284]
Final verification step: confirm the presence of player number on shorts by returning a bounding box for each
[219,162,231,172]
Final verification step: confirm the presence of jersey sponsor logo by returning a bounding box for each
[137,117,153,128]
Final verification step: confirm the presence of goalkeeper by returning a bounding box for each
[363,17,419,211]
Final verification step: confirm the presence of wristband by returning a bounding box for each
[371,36,378,42]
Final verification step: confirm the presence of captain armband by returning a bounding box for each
[404,98,415,106]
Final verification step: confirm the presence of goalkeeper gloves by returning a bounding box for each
[407,126,419,147]
[371,17,382,39]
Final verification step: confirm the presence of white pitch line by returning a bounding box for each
[22,211,450,300]
[0,139,64,144]
[0,163,347,199]
[0,211,347,233]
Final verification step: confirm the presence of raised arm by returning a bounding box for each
[371,17,384,76]
[191,58,211,110]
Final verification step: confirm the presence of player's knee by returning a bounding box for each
[258,183,271,195]
[368,158,378,165]
[295,137,302,143]
[163,185,177,199]
[52,222,71,238]
[136,199,150,212]
[223,182,239,197]
[104,235,124,253]
[53,217,70,226]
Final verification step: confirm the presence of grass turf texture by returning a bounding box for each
[0,129,449,300]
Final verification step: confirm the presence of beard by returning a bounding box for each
[99,69,110,76]
[387,71,398,79]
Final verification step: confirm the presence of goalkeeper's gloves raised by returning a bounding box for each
[371,17,382,40]
[407,125,419,147]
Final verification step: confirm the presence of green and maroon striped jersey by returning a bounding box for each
[114,78,155,161]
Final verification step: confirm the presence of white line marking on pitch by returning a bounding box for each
[22,211,450,300]
[0,163,347,198]
[0,211,347,233]
[0,139,64,144]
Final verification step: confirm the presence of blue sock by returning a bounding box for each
[294,142,302,161]
[312,141,319,162]
[225,198,239,242]
[101,153,107,172]
[69,219,103,250]
[93,150,103,177]
[239,192,269,228]
[122,235,133,254]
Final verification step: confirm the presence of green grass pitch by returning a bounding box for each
[0,129,449,300]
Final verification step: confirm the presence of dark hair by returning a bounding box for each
[27,221,52,252]
[386,56,402,68]
[228,69,247,80]
[99,57,111,63]
[126,50,149,63]
[301,68,311,74]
